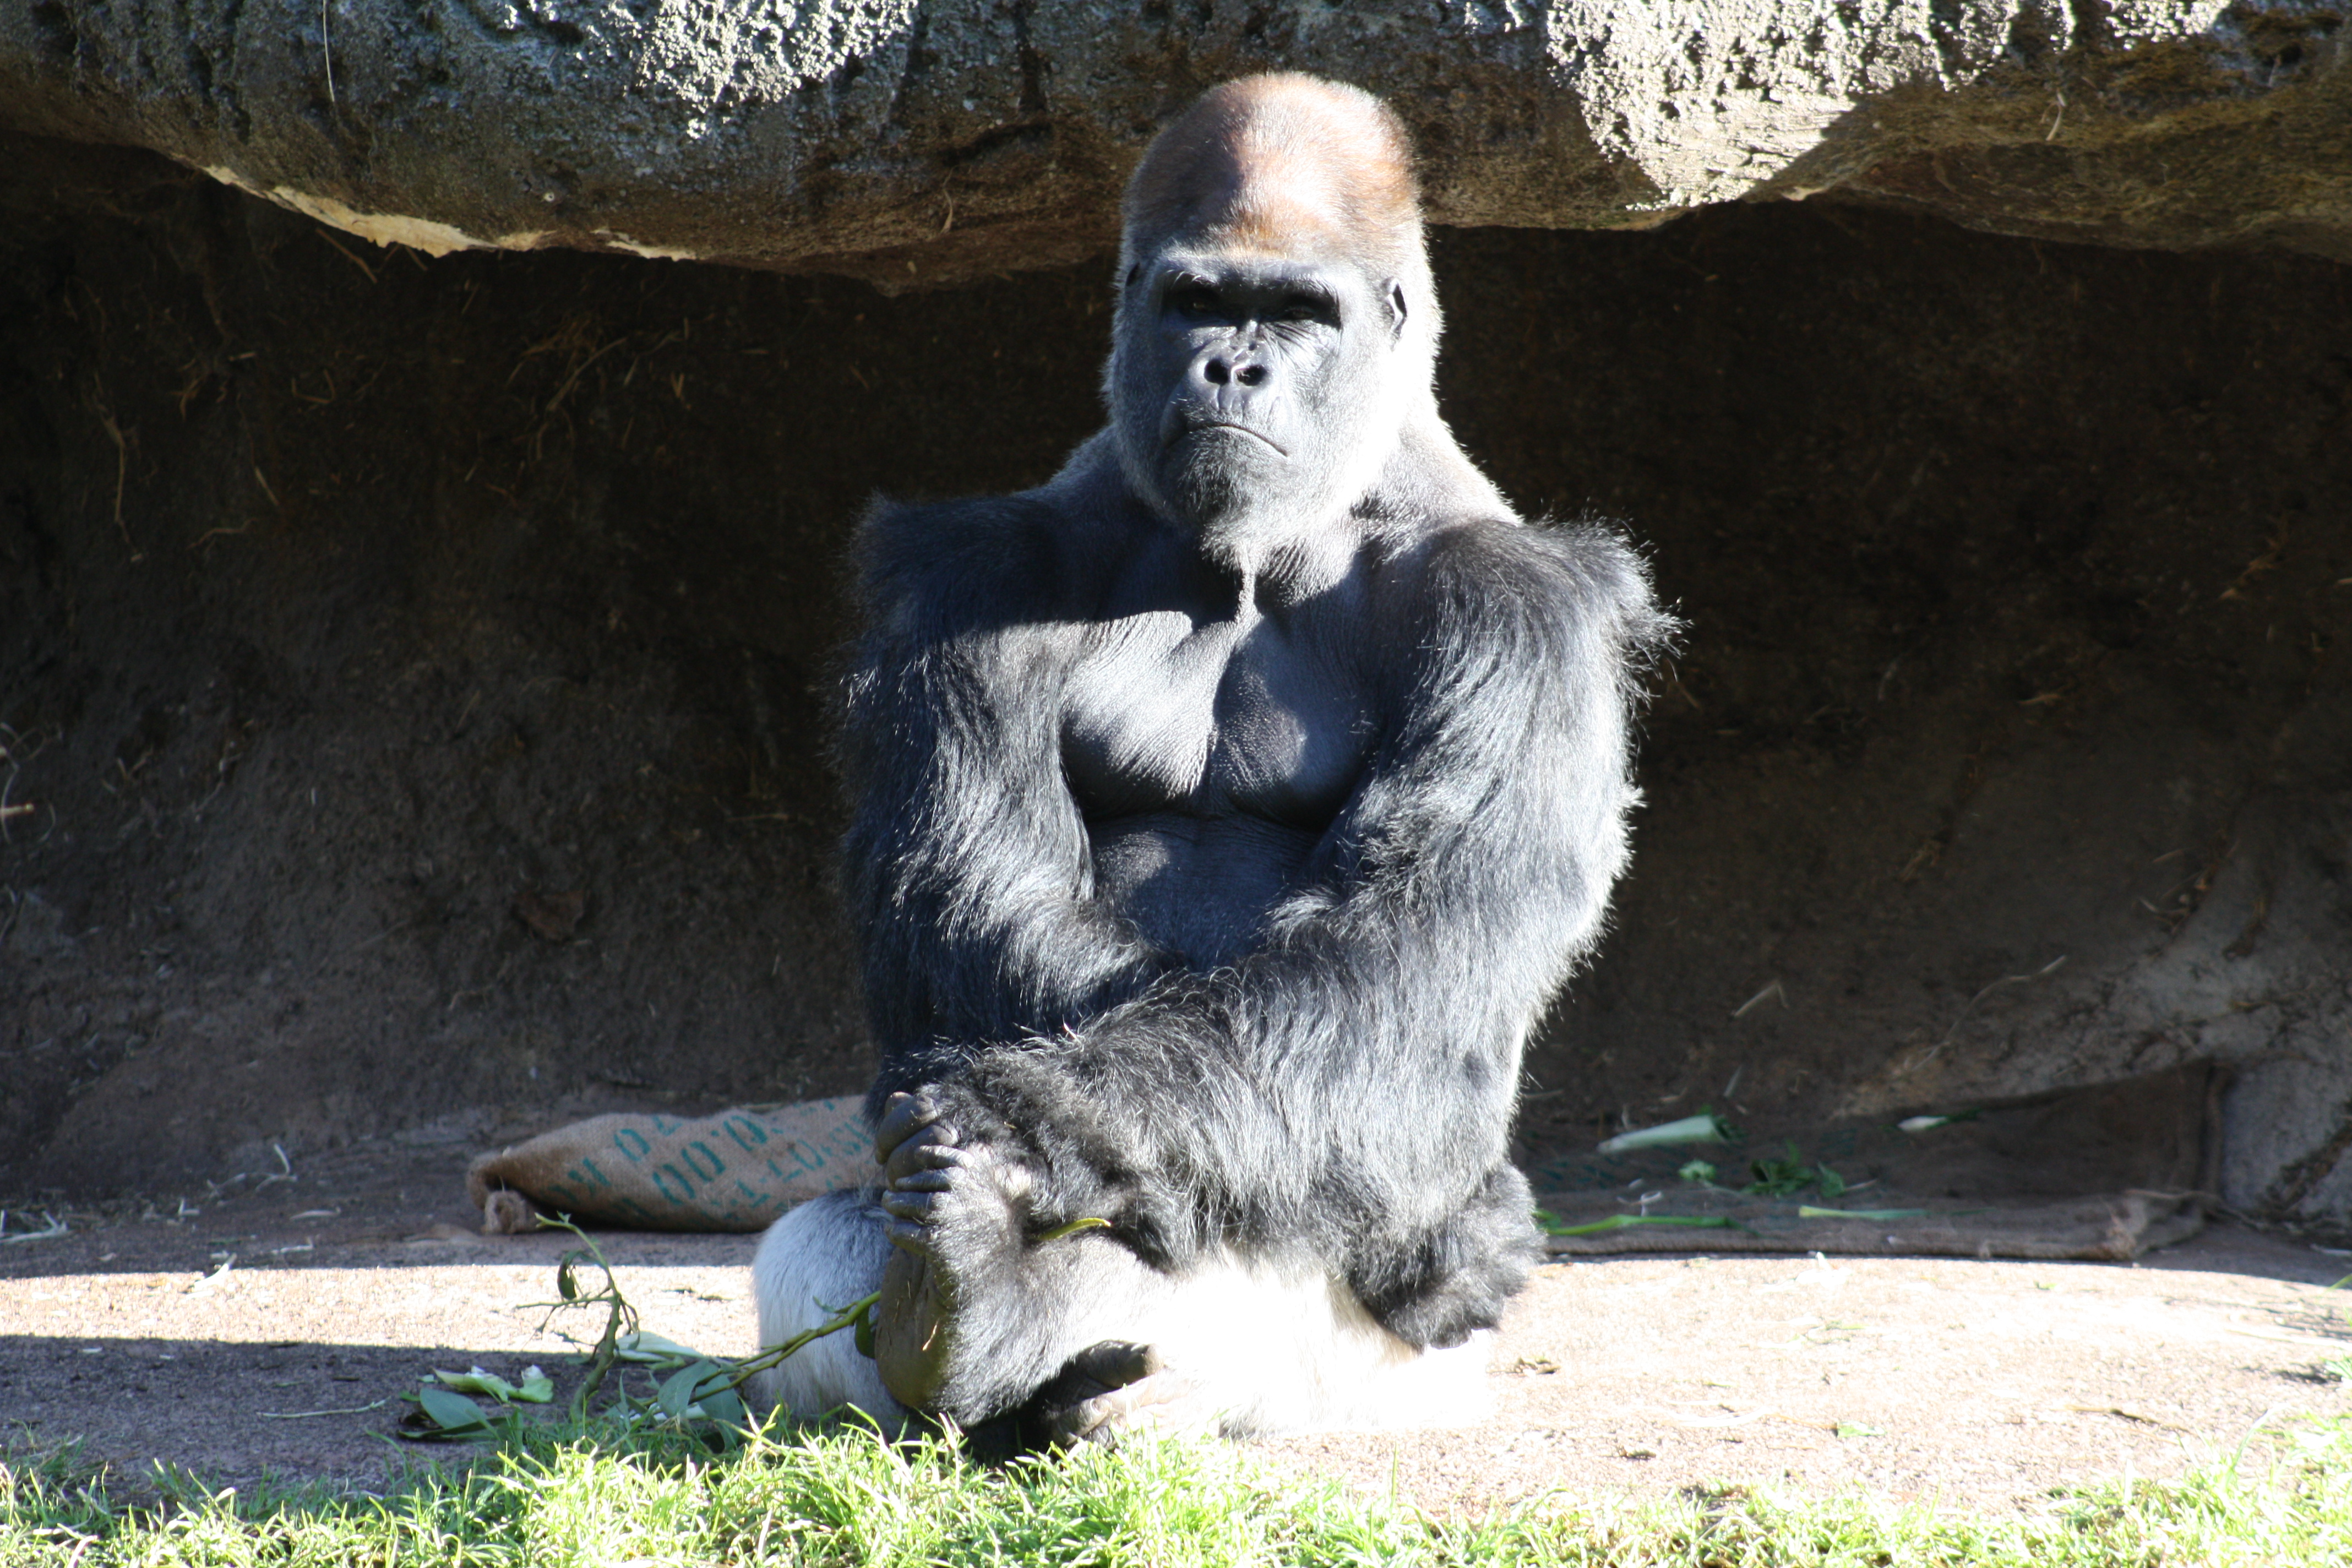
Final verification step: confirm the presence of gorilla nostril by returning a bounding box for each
[1237,364,1267,388]
[1204,359,1230,386]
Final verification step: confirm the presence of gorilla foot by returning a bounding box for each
[873,1247,953,1412]
[872,1091,1033,1415]
[1032,1342,1208,1447]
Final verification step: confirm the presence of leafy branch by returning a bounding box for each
[399,1213,872,1447]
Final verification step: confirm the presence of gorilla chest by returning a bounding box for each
[1059,605,1371,829]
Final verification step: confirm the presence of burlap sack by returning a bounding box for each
[466,1098,873,1233]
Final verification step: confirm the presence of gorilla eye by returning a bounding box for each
[1169,285,1219,318]
[1269,290,1336,326]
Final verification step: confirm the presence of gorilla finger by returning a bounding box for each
[884,1134,966,1185]
[885,1168,955,1195]
[1047,1382,1159,1449]
[1047,1370,1205,1448]
[1047,1403,1120,1449]
[1066,1340,1162,1392]
[879,1189,945,1223]
[872,1092,943,1161]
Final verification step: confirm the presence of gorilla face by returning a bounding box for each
[1110,246,1410,543]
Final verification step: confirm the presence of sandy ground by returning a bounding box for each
[4,1128,2348,1511]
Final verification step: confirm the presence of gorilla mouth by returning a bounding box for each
[1176,420,1288,458]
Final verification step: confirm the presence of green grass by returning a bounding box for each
[7,1413,2352,1566]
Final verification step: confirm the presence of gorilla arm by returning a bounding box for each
[841,487,1177,1088]
[871,509,1672,1352]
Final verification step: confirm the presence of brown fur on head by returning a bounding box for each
[1120,74,1428,287]
[1104,74,1453,536]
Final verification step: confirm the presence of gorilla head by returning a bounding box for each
[1105,75,1442,562]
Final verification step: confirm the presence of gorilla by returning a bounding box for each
[752,73,1669,1445]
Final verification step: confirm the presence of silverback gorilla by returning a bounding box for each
[752,73,1669,1444]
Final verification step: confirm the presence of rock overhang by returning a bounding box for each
[2,1,2346,290]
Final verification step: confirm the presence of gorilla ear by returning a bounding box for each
[1387,281,1409,339]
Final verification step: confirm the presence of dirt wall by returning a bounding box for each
[3,134,2348,1226]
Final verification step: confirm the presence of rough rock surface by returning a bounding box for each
[2,1,2349,286]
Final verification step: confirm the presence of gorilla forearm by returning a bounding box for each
[1351,1164,1544,1349]
[894,908,1543,1328]
[901,999,1542,1348]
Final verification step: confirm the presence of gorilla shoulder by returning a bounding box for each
[853,500,1080,643]
[853,439,1147,639]
[1371,513,1669,673]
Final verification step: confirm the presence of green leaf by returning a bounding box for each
[1596,1113,1733,1155]
[1798,1206,1930,1220]
[415,1384,491,1436]
[616,1331,705,1364]
[700,1386,748,1429]
[853,1299,876,1360]
[1816,1164,1847,1200]
[1743,1140,1813,1196]
[556,1259,579,1302]
[657,1359,718,1419]
[514,1367,554,1404]
[1535,1212,1739,1237]
[433,1367,520,1402]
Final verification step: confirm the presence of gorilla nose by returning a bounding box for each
[1198,354,1268,391]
